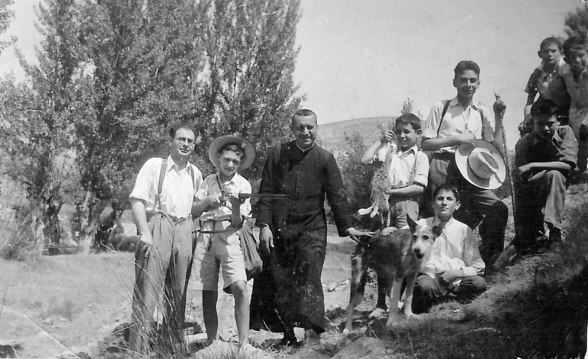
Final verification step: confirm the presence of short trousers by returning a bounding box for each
[193,220,247,291]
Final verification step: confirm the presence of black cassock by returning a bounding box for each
[250,141,353,334]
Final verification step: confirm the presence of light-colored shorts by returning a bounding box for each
[193,220,246,291]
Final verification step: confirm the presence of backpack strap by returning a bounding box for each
[436,100,451,137]
[154,159,167,211]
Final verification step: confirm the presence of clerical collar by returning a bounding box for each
[295,142,315,152]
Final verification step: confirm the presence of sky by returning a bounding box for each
[0,0,584,147]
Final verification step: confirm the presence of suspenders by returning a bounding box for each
[154,158,195,214]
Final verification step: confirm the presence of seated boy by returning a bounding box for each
[561,35,588,180]
[412,185,486,314]
[361,113,429,317]
[512,99,577,254]
[520,37,571,136]
[192,135,256,351]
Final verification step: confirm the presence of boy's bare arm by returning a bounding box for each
[517,161,572,176]
[361,139,383,165]
[386,184,424,197]
[421,133,476,151]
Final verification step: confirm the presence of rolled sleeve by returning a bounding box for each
[422,103,443,140]
[129,158,158,203]
[412,151,430,187]
[478,104,496,143]
[462,227,485,276]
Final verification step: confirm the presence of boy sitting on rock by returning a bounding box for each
[512,99,577,255]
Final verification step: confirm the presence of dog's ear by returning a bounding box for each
[432,223,445,238]
[407,215,417,232]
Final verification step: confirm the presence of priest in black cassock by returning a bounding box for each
[250,108,366,345]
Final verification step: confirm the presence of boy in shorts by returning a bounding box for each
[192,135,255,351]
[561,35,588,180]
[360,113,429,317]
[513,99,577,254]
[520,37,570,135]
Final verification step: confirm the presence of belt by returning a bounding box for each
[198,217,232,234]
[149,211,191,224]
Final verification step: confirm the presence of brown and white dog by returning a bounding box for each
[343,217,441,333]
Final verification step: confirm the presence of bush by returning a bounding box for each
[0,205,41,262]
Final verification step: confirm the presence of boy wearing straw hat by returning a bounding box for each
[191,135,256,352]
[421,60,508,271]
[513,99,577,254]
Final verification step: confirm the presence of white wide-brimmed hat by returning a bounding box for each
[455,140,506,190]
[208,135,256,171]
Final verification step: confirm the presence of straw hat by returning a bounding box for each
[208,135,256,170]
[455,140,506,190]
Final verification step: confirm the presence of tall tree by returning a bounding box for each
[200,0,303,179]
[69,0,210,251]
[0,0,14,54]
[565,3,588,38]
[8,0,83,251]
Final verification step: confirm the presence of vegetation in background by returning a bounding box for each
[0,0,303,253]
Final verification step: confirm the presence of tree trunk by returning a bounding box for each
[41,198,63,255]
[77,190,96,255]
[76,188,110,255]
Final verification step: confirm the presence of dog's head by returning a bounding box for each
[407,216,441,260]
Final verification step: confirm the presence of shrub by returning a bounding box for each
[0,205,41,262]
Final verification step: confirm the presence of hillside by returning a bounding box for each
[318,116,396,148]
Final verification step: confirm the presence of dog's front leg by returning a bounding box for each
[385,278,403,328]
[402,272,418,318]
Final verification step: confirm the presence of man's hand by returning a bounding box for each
[259,226,274,256]
[223,183,243,207]
[438,269,463,285]
[493,93,507,121]
[347,227,371,242]
[139,232,153,245]
[205,193,223,208]
[455,131,476,146]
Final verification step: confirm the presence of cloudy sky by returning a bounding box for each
[0,0,584,146]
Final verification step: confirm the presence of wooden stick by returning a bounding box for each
[494,93,516,215]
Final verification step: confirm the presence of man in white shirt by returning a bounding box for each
[128,125,203,355]
[412,184,487,314]
[191,135,255,352]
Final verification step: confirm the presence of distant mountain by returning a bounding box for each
[317,116,396,148]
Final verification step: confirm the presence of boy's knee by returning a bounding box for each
[230,281,248,298]
[415,275,438,296]
[545,170,565,185]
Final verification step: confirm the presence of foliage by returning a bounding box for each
[0,0,14,54]
[337,130,373,213]
[1,0,303,252]
[565,3,588,38]
[199,0,303,179]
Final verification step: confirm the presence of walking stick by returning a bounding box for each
[491,93,521,269]
[493,93,515,214]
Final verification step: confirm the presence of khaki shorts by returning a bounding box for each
[193,220,246,291]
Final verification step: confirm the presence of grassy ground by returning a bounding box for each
[0,252,135,356]
[1,184,587,358]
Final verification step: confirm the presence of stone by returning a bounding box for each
[331,336,387,359]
